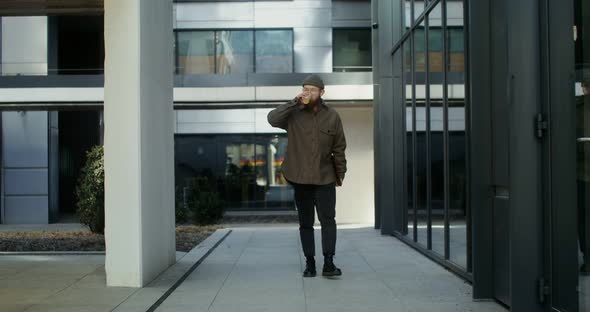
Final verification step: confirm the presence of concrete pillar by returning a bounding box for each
[104,0,175,287]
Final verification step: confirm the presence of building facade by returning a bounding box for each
[3,0,589,310]
[0,0,374,225]
[374,0,588,311]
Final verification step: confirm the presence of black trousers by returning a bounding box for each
[291,182,337,257]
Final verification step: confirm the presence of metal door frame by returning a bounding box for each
[542,0,578,310]
[469,0,547,310]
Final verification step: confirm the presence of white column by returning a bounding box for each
[104,0,175,287]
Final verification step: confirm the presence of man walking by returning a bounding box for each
[267,74,347,278]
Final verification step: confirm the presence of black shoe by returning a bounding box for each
[322,256,342,277]
[303,257,316,277]
[581,263,590,276]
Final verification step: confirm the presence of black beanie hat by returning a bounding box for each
[302,74,325,89]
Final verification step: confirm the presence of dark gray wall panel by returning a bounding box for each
[0,73,373,89]
[2,111,49,224]
[507,0,544,310]
[545,0,578,310]
[4,197,48,224]
[2,112,48,168]
[3,169,48,195]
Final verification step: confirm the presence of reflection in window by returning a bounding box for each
[216,31,254,74]
[429,2,445,256]
[414,0,425,21]
[333,29,372,72]
[447,0,467,270]
[415,23,427,73]
[176,29,293,74]
[397,0,469,272]
[175,134,294,212]
[448,28,465,72]
[404,40,415,239]
[427,29,443,72]
[177,31,215,74]
[256,30,293,73]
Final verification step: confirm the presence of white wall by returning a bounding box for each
[332,106,374,225]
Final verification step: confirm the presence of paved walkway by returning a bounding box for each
[0,226,506,312]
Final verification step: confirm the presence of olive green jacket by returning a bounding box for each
[267,98,347,185]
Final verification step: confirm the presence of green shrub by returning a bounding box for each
[175,186,190,224]
[75,145,105,234]
[186,176,223,225]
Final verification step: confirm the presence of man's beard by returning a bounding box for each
[309,97,321,106]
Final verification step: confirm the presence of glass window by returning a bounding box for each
[175,134,294,212]
[427,28,444,73]
[255,30,293,73]
[448,28,465,72]
[429,2,445,256]
[404,0,412,33]
[415,23,426,73]
[414,0,425,21]
[396,0,469,274]
[216,30,254,74]
[176,29,293,74]
[52,16,104,75]
[404,40,415,239]
[333,29,372,72]
[447,0,468,269]
[177,31,215,74]
[415,21,428,248]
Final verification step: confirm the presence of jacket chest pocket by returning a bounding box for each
[319,128,336,152]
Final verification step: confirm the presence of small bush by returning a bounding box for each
[75,145,105,234]
[175,186,190,224]
[186,176,223,225]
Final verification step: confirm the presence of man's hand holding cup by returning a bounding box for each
[297,92,311,105]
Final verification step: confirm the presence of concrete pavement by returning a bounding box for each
[0,225,507,312]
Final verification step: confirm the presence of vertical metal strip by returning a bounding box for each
[412,30,418,242]
[442,0,450,260]
[401,0,409,235]
[463,0,473,273]
[426,16,432,250]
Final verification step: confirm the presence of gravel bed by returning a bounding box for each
[0,225,220,252]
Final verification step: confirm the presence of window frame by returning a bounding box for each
[332,27,373,73]
[174,28,295,75]
[395,0,472,278]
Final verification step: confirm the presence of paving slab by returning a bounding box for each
[0,226,508,312]
[148,226,507,312]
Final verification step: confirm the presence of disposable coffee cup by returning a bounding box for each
[301,94,311,104]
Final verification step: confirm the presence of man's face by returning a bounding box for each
[302,85,325,104]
